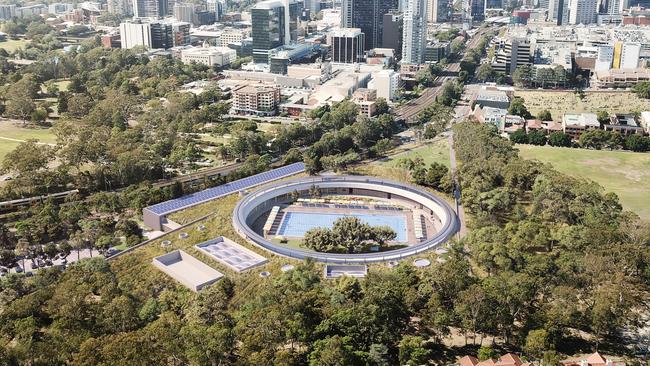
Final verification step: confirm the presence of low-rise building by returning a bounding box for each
[474,105,508,128]
[369,69,400,101]
[231,84,281,116]
[562,113,600,139]
[181,44,237,67]
[593,68,650,89]
[605,113,644,135]
[352,88,377,117]
[474,89,511,110]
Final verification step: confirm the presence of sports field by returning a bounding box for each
[516,90,650,120]
[378,138,451,168]
[517,145,650,220]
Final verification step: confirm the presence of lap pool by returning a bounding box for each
[277,212,407,242]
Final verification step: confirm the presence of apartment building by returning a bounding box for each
[231,85,281,116]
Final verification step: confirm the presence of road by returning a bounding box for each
[394,28,491,123]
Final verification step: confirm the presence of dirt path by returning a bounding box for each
[0,136,56,146]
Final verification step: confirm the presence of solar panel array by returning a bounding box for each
[146,162,305,216]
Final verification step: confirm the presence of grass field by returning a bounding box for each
[0,121,56,162]
[376,138,451,168]
[0,39,29,53]
[516,91,650,120]
[517,145,650,220]
[41,79,71,93]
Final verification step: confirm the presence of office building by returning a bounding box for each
[329,28,365,63]
[120,22,153,49]
[16,4,47,17]
[171,21,191,46]
[595,45,614,71]
[402,0,427,64]
[108,0,132,15]
[207,0,224,20]
[251,0,301,63]
[485,0,502,7]
[196,10,216,25]
[382,11,403,57]
[49,3,73,14]
[341,0,399,50]
[304,0,320,13]
[173,3,195,23]
[569,0,598,24]
[613,41,640,69]
[492,38,531,76]
[133,0,167,18]
[371,69,400,100]
[0,4,16,20]
[470,0,485,20]
[425,41,449,62]
[428,0,450,22]
[548,0,569,24]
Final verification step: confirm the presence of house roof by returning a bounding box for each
[585,352,607,366]
[497,353,523,366]
[477,359,497,366]
[460,355,480,366]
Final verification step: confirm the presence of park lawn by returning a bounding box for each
[516,90,650,120]
[0,121,57,143]
[377,138,451,168]
[41,79,71,93]
[0,121,56,161]
[517,145,650,221]
[0,141,21,162]
[0,39,29,52]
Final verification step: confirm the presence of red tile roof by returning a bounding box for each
[460,355,480,366]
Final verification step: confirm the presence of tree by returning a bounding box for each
[524,329,549,359]
[375,97,390,115]
[309,336,356,366]
[527,130,547,146]
[548,132,571,147]
[624,134,649,152]
[632,81,650,99]
[508,97,532,119]
[477,346,497,361]
[509,129,528,144]
[5,88,36,123]
[596,110,610,125]
[476,63,495,82]
[303,217,396,254]
[398,335,430,365]
[537,110,552,121]
[512,65,533,87]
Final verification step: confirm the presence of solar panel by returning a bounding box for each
[146,162,305,216]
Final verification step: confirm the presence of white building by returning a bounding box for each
[402,0,427,64]
[120,22,152,49]
[619,42,641,69]
[569,0,597,24]
[369,69,400,101]
[595,45,614,71]
[329,28,365,64]
[181,45,237,67]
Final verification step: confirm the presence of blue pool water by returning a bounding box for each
[277,212,407,242]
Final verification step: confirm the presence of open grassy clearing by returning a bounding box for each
[0,39,29,52]
[41,79,71,93]
[375,138,451,168]
[517,144,650,220]
[516,90,650,120]
[0,121,57,161]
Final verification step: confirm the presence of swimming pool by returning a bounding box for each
[277,212,407,242]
